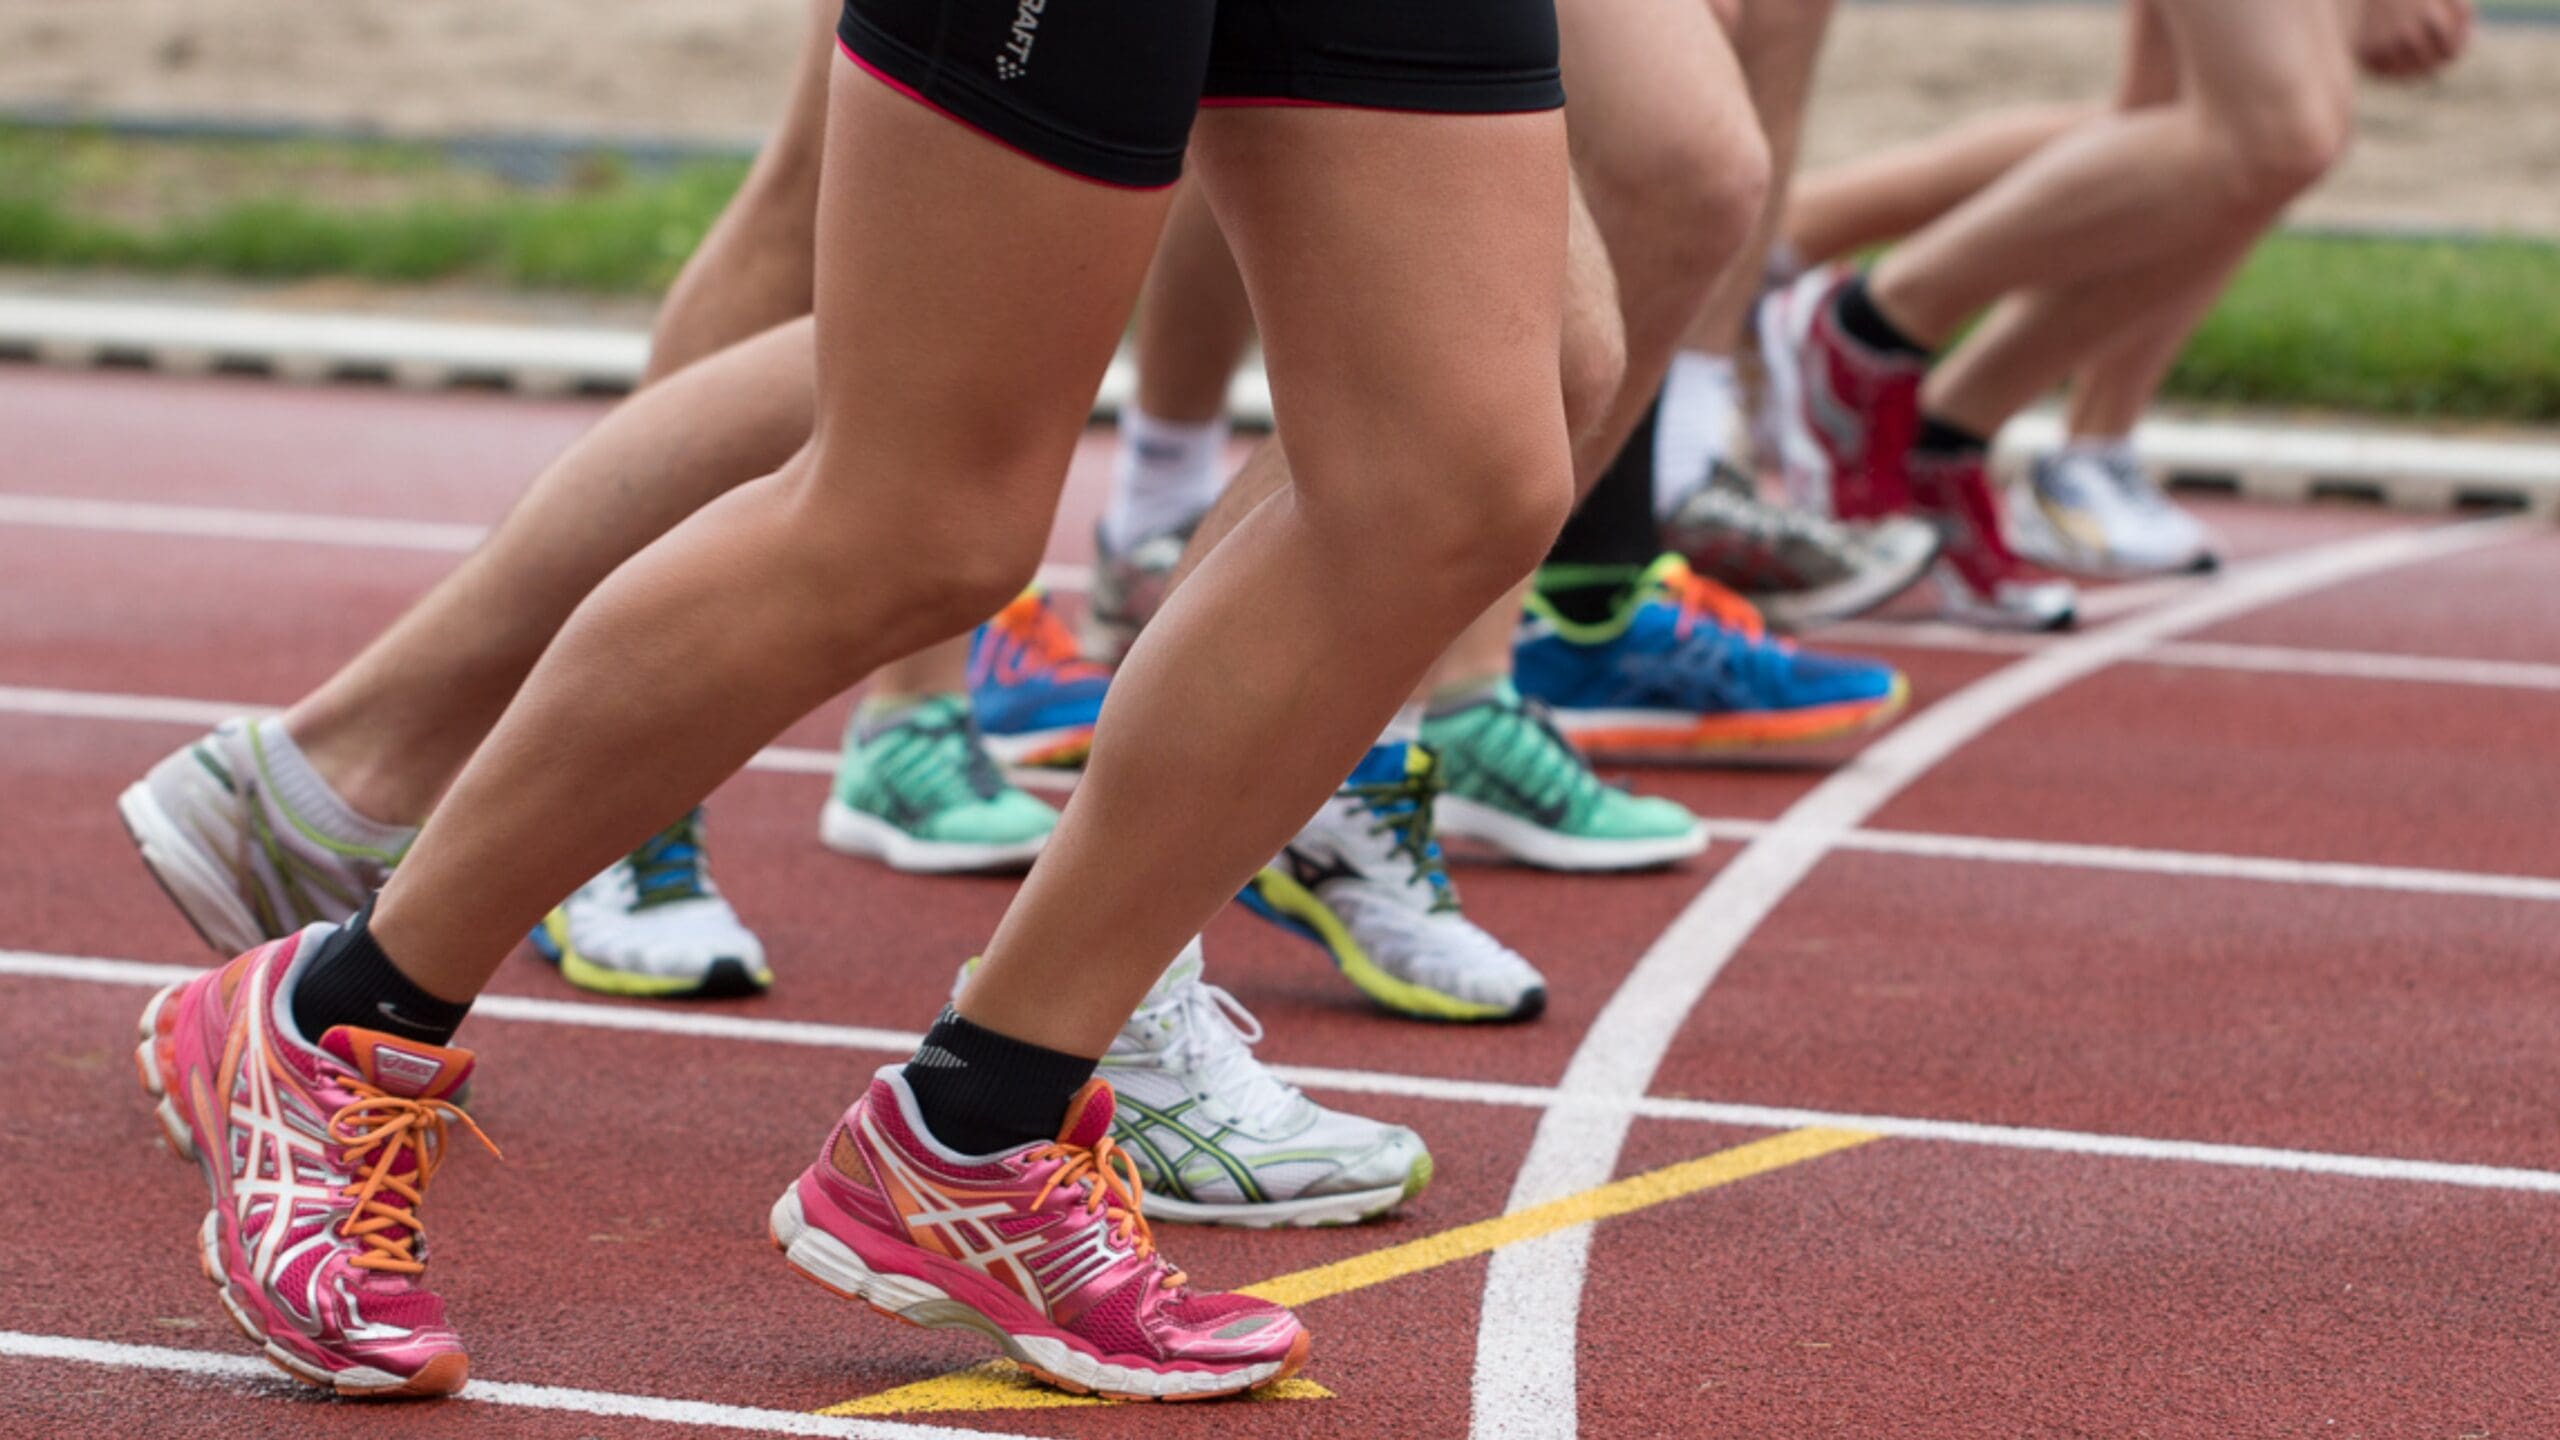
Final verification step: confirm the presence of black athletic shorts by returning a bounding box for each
[837,0,1565,189]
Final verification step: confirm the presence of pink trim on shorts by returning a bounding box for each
[833,39,1177,193]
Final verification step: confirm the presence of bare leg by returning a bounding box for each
[1917,0,2354,435]
[1781,104,2086,271]
[1679,0,1839,359]
[372,69,1176,1000]
[1868,0,2353,349]
[966,104,1574,1054]
[1130,183,1257,426]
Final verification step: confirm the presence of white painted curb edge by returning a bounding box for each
[3,293,2551,515]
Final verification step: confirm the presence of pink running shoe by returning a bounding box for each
[133,927,496,1397]
[770,1067,1310,1400]
[1758,266,1926,522]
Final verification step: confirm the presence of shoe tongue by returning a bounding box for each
[1054,1077,1116,1149]
[1141,938,1207,1003]
[320,1027,475,1101]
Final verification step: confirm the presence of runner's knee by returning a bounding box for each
[2207,87,2353,214]
[1581,118,1771,359]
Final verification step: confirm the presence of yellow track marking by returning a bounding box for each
[817,1126,1876,1416]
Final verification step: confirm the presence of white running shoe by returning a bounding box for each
[1244,742,1549,1022]
[119,718,410,956]
[949,942,1432,1227]
[530,810,771,998]
[2011,446,2221,579]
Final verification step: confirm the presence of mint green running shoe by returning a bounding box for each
[1424,680,1707,872]
[817,694,1058,873]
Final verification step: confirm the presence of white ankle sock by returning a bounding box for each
[1653,350,1741,520]
[1104,407,1230,552]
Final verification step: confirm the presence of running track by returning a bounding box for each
[3,366,2557,1438]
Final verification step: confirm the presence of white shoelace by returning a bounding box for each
[1139,979,1308,1135]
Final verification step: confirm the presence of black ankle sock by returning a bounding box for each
[289,899,471,1048]
[1913,414,1992,460]
[1835,273,1929,361]
[904,1007,1097,1155]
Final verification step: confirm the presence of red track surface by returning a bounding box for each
[3,367,2556,1438]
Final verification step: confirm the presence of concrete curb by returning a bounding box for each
[3,292,2549,515]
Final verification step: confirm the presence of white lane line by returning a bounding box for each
[0,493,484,553]
[1701,820,2560,903]
[12,947,2560,1196]
[1467,516,2540,1440]
[16,493,2555,696]
[0,1331,1037,1439]
[14,683,2559,901]
[0,492,1097,595]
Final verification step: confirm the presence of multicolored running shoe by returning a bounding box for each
[970,590,1112,771]
[819,695,1058,873]
[119,717,406,956]
[1424,680,1706,871]
[1664,458,1942,630]
[1243,741,1548,1022]
[1081,518,1197,664]
[1104,942,1430,1227]
[1515,555,1909,757]
[770,1068,1310,1400]
[133,926,497,1397]
[530,809,772,998]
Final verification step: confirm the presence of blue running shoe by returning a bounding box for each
[967,589,1111,770]
[1516,554,1908,759]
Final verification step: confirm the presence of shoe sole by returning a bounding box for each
[527,914,772,1000]
[979,727,1096,772]
[1238,871,1544,1024]
[1930,563,2079,633]
[1434,795,1707,873]
[1546,675,1911,759]
[817,798,1047,875]
[1142,1151,1431,1229]
[132,983,467,1398]
[768,1188,1309,1401]
[1748,531,1943,631]
[117,779,266,957]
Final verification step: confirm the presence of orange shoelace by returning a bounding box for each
[996,592,1111,683]
[1658,559,1776,646]
[1030,1134,1183,1285]
[327,1088,501,1274]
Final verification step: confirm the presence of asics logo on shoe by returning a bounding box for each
[1460,763,1572,830]
[996,0,1045,80]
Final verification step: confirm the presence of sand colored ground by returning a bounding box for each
[4,2,2555,235]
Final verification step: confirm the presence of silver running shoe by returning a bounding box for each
[2010,447,2221,579]
[118,718,406,955]
[1081,518,1200,664]
[1664,460,1942,630]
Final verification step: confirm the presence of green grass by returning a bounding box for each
[1,124,2555,423]
[2169,232,2560,422]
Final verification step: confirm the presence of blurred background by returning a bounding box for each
[2,0,2554,421]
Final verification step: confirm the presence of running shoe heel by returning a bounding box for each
[133,983,197,1160]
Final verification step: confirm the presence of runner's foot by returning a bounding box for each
[133,927,495,1397]
[530,810,772,998]
[1243,741,1548,1022]
[771,1069,1310,1399]
[1516,556,1910,757]
[1425,680,1705,871]
[971,590,1112,772]
[820,695,1058,873]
